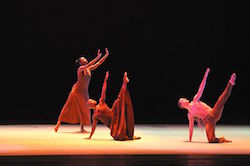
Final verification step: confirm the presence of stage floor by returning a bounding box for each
[0,124,250,156]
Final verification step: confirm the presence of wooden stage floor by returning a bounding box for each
[0,124,250,165]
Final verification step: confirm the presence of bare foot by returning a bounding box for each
[133,136,141,140]
[221,137,232,143]
[105,71,109,79]
[124,72,129,83]
[80,129,90,133]
[223,139,232,143]
[229,73,236,85]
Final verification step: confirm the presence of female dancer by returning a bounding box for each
[87,71,140,141]
[54,48,109,132]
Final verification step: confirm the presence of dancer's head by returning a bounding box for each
[87,99,97,109]
[177,98,189,109]
[75,56,88,67]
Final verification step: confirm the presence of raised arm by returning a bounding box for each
[87,49,102,66]
[99,71,109,103]
[188,113,194,142]
[193,68,210,101]
[88,115,98,139]
[89,48,109,71]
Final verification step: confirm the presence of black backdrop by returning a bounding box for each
[1,0,250,124]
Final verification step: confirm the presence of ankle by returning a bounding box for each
[229,73,236,85]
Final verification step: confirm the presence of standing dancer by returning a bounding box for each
[54,48,109,132]
[87,71,140,141]
[178,68,236,143]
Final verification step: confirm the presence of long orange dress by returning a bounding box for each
[57,68,91,125]
[93,90,134,141]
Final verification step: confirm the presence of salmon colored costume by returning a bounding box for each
[54,48,109,132]
[88,71,140,141]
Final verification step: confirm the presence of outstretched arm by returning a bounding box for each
[89,48,109,71]
[77,49,102,72]
[188,114,194,142]
[99,71,109,103]
[88,115,98,139]
[193,68,210,101]
[87,49,102,66]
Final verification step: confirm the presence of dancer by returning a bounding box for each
[87,71,140,141]
[178,68,236,143]
[54,48,109,133]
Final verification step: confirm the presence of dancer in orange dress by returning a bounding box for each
[87,71,140,141]
[178,68,236,143]
[54,48,109,133]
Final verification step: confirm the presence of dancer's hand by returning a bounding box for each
[104,47,109,56]
[97,49,102,58]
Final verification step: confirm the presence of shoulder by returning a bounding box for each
[77,65,88,72]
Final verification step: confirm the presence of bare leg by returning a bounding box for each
[211,73,236,122]
[205,118,231,143]
[206,73,236,143]
[54,120,61,132]
[80,123,89,133]
[205,118,216,142]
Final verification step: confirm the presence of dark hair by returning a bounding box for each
[75,57,81,67]
[75,57,81,68]
[75,55,87,68]
[177,100,184,109]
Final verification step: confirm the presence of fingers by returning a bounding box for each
[97,49,102,57]
[105,47,109,55]
[97,48,109,56]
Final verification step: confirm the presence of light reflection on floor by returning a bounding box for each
[0,124,250,156]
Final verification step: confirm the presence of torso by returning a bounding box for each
[74,68,91,96]
[188,101,212,120]
[94,103,113,128]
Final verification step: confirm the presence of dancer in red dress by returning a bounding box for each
[178,68,236,143]
[54,48,109,133]
[87,71,140,141]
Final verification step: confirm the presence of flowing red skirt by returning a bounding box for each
[58,86,91,125]
[110,90,134,141]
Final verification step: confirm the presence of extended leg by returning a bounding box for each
[205,118,216,143]
[211,73,236,122]
[116,72,129,139]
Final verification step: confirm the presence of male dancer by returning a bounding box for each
[178,68,236,143]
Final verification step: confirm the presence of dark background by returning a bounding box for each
[1,0,250,124]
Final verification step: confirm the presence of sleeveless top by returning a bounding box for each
[74,68,91,96]
[94,103,113,128]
